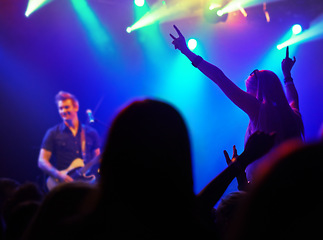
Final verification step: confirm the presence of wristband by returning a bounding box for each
[284,76,293,84]
[191,55,203,68]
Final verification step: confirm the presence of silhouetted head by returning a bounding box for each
[245,70,304,143]
[246,70,288,106]
[97,98,197,238]
[100,98,194,202]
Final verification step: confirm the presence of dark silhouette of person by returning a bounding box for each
[98,98,212,239]
[22,182,96,240]
[225,139,323,240]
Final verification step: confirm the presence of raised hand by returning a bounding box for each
[169,25,189,54]
[282,46,296,78]
[224,145,238,166]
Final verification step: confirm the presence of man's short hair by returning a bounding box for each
[55,91,79,108]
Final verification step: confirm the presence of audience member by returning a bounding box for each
[97,98,213,239]
[214,191,247,240]
[22,182,97,240]
[4,201,40,240]
[170,25,304,181]
[223,145,249,191]
[197,131,275,224]
[2,181,43,240]
[225,139,323,240]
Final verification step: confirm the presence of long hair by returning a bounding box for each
[100,98,193,197]
[99,99,196,234]
[246,70,304,140]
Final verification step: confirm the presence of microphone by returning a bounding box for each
[86,109,95,123]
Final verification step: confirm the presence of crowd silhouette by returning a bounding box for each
[1,25,322,240]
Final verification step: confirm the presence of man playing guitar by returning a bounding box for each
[38,91,101,190]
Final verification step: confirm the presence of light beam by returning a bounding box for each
[25,0,52,17]
[127,0,202,33]
[71,0,110,53]
[277,15,323,50]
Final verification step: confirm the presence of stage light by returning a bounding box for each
[187,38,197,51]
[217,9,224,17]
[126,27,132,33]
[276,44,284,50]
[128,0,202,33]
[238,5,248,18]
[277,15,323,50]
[292,24,302,35]
[263,2,270,23]
[209,3,221,11]
[134,0,145,7]
[204,2,229,24]
[25,0,52,17]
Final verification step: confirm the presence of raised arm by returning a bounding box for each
[197,132,275,213]
[170,25,260,117]
[224,145,248,191]
[282,46,299,110]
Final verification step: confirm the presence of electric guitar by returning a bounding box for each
[46,155,101,191]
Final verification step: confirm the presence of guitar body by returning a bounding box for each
[46,158,97,191]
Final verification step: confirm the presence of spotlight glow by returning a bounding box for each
[277,15,323,50]
[239,6,248,17]
[128,0,202,33]
[217,0,281,17]
[126,27,132,33]
[209,3,221,11]
[292,24,303,35]
[134,0,145,7]
[217,10,224,17]
[25,0,52,17]
[187,38,197,51]
[263,2,270,22]
[71,0,110,53]
[128,0,282,32]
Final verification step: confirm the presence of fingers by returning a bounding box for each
[173,24,183,37]
[169,33,176,40]
[223,150,231,165]
[233,145,238,154]
[233,145,237,157]
[293,56,296,63]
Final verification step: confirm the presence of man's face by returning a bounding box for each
[58,99,79,122]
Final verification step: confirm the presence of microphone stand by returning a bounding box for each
[88,117,107,128]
